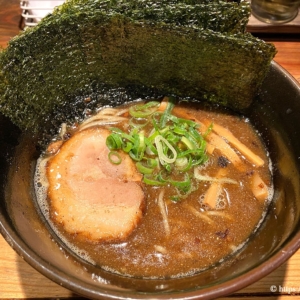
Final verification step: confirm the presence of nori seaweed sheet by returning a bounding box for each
[57,0,251,34]
[0,0,276,134]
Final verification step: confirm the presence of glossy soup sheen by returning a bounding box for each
[35,100,273,279]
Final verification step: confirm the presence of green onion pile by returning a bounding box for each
[106,98,209,201]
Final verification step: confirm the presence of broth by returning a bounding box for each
[34,99,273,279]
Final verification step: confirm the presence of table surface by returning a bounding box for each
[1,0,300,299]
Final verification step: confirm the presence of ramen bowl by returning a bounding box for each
[0,61,300,299]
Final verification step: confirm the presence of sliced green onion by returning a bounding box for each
[155,135,177,165]
[105,98,210,194]
[181,155,193,171]
[203,122,213,137]
[169,174,191,193]
[143,175,166,186]
[148,130,160,142]
[138,133,145,152]
[192,154,208,166]
[122,142,133,153]
[175,157,188,169]
[108,151,122,165]
[159,97,175,128]
[185,130,200,144]
[148,127,170,142]
[156,171,168,183]
[145,144,158,155]
[147,158,159,168]
[167,114,198,127]
[173,126,186,135]
[177,148,206,158]
[106,133,123,150]
[136,162,154,174]
[170,195,181,202]
[129,133,146,161]
[151,113,162,131]
[109,127,124,134]
[181,136,196,150]
[129,101,160,118]
[164,163,172,172]
[164,132,180,145]
[189,126,202,141]
[146,133,160,154]
[121,133,136,143]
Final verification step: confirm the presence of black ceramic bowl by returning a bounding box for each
[1,61,300,299]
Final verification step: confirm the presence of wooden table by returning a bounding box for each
[1,0,300,299]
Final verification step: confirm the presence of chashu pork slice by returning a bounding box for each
[46,127,145,242]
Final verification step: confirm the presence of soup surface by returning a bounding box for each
[35,98,273,278]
